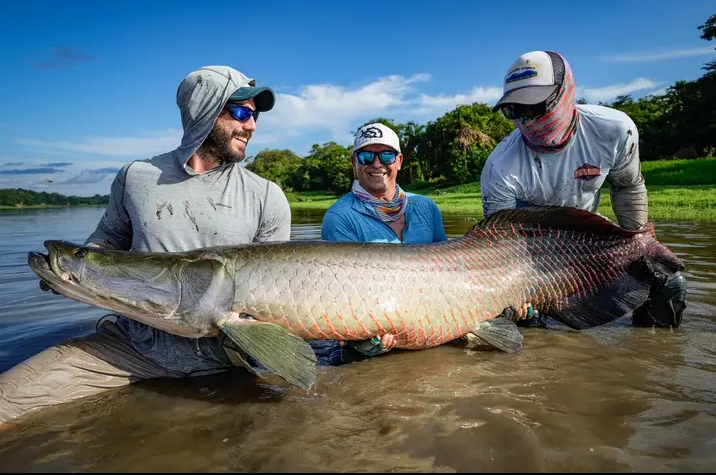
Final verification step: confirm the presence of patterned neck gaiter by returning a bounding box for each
[351,180,408,222]
[514,57,580,154]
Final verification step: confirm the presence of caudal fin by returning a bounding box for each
[549,250,684,331]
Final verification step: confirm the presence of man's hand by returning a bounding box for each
[342,333,398,357]
[39,280,60,295]
[503,302,547,328]
[503,302,537,320]
[632,270,687,328]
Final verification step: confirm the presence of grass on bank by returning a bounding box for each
[3,158,714,221]
[287,157,716,223]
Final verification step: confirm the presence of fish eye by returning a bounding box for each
[74,248,88,258]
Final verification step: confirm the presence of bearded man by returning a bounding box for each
[0,66,295,429]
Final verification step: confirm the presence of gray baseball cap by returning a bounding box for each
[492,50,566,111]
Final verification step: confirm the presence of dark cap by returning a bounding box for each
[229,80,276,112]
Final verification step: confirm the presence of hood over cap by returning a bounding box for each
[173,65,275,175]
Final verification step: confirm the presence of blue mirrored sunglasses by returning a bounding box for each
[355,150,398,166]
[225,104,260,123]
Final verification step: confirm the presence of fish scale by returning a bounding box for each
[230,212,671,349]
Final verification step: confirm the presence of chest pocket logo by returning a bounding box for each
[573,163,601,181]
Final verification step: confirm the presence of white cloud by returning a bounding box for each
[604,46,715,63]
[647,87,668,97]
[413,86,504,116]
[16,131,184,157]
[578,77,660,102]
[260,74,432,141]
[10,72,666,187]
[0,158,130,196]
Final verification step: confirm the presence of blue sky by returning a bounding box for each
[1,0,714,196]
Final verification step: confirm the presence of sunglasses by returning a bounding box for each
[225,103,260,123]
[500,102,548,120]
[355,150,398,166]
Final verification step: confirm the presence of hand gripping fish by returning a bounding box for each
[27,206,687,390]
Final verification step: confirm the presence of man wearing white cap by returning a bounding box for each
[482,51,687,330]
[322,122,448,245]
[320,122,448,362]
[0,65,298,429]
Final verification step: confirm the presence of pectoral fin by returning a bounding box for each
[468,316,523,353]
[223,345,262,378]
[220,320,318,390]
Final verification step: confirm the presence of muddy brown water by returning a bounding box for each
[0,207,714,472]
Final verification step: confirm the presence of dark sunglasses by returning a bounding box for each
[500,102,548,120]
[225,103,260,123]
[355,150,398,166]
[500,87,563,120]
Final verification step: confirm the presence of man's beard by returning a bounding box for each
[196,123,249,165]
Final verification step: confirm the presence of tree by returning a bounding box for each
[245,148,302,189]
[286,142,354,194]
[697,13,716,73]
[418,103,514,184]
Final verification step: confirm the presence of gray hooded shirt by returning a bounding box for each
[86,66,291,253]
[82,66,292,375]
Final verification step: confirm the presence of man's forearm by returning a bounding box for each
[610,181,648,230]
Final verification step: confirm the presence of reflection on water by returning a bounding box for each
[0,207,715,472]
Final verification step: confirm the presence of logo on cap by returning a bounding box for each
[506,66,539,84]
[359,127,384,139]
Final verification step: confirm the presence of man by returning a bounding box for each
[0,65,304,429]
[320,122,448,361]
[322,122,448,245]
[482,50,686,329]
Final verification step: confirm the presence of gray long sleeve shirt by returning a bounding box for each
[82,66,292,376]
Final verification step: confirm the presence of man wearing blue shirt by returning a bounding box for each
[320,122,448,362]
[321,122,448,245]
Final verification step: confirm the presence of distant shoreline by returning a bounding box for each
[3,157,714,222]
[0,204,108,210]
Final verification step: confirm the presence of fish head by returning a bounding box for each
[28,240,184,318]
[46,240,101,282]
[28,240,237,332]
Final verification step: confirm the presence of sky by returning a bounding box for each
[1,0,714,197]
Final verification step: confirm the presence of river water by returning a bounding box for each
[0,206,714,472]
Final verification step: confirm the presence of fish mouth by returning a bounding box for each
[28,250,55,279]
[27,247,113,314]
[27,246,76,290]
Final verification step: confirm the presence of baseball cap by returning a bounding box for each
[353,123,401,154]
[492,51,567,112]
[229,80,276,112]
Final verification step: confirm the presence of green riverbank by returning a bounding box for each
[287,185,716,223]
[3,158,714,222]
[287,158,716,223]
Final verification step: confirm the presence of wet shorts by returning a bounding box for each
[0,316,347,424]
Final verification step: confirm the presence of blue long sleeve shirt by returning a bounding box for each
[320,192,448,243]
